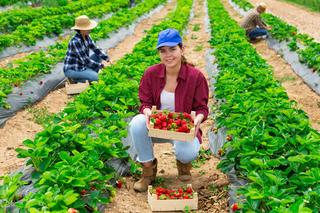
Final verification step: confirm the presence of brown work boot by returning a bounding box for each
[134,158,157,192]
[176,160,192,182]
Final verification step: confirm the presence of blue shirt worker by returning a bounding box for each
[63,15,110,83]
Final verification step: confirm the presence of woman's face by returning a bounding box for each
[80,30,91,36]
[158,45,183,69]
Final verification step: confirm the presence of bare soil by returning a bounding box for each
[105,0,229,212]
[221,0,320,131]
[0,0,177,176]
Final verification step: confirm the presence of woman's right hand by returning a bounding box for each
[143,108,152,129]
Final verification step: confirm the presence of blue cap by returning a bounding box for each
[156,28,182,49]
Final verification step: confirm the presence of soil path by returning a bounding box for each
[105,0,229,212]
[221,0,320,131]
[249,0,320,42]
[0,0,177,176]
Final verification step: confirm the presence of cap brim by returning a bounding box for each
[156,42,180,49]
[71,20,97,30]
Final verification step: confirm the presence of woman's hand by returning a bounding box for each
[143,108,152,129]
[194,113,204,134]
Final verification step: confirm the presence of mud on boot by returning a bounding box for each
[176,160,192,182]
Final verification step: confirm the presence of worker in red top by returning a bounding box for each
[128,28,209,192]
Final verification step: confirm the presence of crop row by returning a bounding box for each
[231,0,320,73]
[0,0,161,109]
[0,0,107,33]
[0,0,131,52]
[208,0,320,211]
[0,0,193,212]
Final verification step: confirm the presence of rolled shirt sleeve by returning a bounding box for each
[88,36,109,61]
[139,71,154,114]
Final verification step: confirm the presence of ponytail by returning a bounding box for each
[179,44,194,66]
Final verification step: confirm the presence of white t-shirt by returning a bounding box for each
[160,89,175,111]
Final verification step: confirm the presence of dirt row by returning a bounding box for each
[0,0,177,176]
[105,0,229,212]
[249,0,320,42]
[221,0,320,131]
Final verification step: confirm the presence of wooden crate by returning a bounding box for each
[148,184,198,212]
[148,106,196,142]
[65,80,89,95]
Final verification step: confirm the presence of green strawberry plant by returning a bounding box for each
[0,173,27,212]
[208,0,320,211]
[0,0,106,33]
[0,0,130,51]
[0,0,193,211]
[230,0,320,73]
[0,0,164,109]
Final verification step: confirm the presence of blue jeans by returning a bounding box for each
[128,114,200,164]
[64,54,102,83]
[248,28,268,40]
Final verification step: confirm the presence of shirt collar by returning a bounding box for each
[159,63,187,80]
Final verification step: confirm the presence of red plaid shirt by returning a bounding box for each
[139,63,209,143]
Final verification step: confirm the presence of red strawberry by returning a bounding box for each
[180,125,189,132]
[183,112,191,119]
[174,119,181,126]
[151,114,158,119]
[226,135,232,141]
[162,122,167,127]
[80,189,87,195]
[155,118,161,126]
[186,187,193,194]
[232,203,239,212]
[181,120,187,125]
[68,208,78,213]
[116,180,122,189]
[160,115,167,122]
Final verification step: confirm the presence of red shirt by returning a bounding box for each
[139,63,209,143]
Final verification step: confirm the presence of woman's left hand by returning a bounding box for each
[194,114,204,134]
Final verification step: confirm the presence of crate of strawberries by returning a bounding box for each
[147,184,198,211]
[148,106,196,142]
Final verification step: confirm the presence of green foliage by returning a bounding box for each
[231,0,320,74]
[283,0,320,12]
[0,173,27,211]
[27,106,53,126]
[1,0,193,211]
[0,0,159,108]
[208,0,320,211]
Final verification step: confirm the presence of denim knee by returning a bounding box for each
[129,114,147,132]
[174,140,200,164]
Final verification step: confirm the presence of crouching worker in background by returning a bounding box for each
[128,29,209,192]
[63,15,110,83]
[241,2,272,42]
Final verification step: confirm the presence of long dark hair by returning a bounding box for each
[178,43,194,66]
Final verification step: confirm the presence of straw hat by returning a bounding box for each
[257,2,267,10]
[71,15,97,31]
